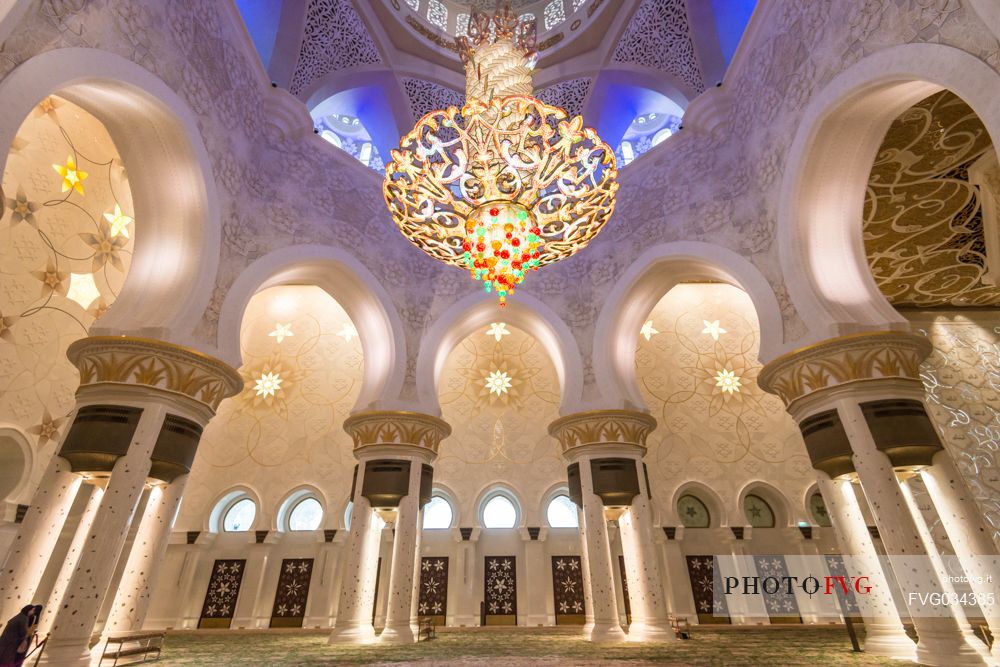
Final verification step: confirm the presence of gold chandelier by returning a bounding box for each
[383,6,618,307]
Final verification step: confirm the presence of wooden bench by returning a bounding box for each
[418,617,437,641]
[669,615,691,640]
[98,632,165,665]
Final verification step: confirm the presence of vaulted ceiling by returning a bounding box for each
[233,0,758,143]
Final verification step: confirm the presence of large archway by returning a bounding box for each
[216,245,406,412]
[593,241,783,410]
[0,48,221,344]
[778,43,1000,343]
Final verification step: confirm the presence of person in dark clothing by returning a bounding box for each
[0,605,33,667]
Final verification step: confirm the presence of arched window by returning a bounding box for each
[344,501,353,530]
[677,494,711,528]
[481,492,519,529]
[652,128,673,147]
[288,497,323,531]
[619,140,635,165]
[744,494,775,528]
[422,495,454,529]
[223,498,257,532]
[546,494,578,528]
[809,492,832,527]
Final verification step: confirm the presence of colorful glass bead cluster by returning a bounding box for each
[463,202,542,307]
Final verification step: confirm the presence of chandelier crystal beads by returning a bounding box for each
[384,6,618,306]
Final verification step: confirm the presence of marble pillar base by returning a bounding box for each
[34,637,92,667]
[861,623,917,660]
[588,622,627,642]
[626,621,676,642]
[327,622,377,644]
[378,623,418,643]
[915,630,989,667]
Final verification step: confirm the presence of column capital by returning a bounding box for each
[758,331,930,408]
[67,336,242,414]
[343,410,451,459]
[548,409,656,458]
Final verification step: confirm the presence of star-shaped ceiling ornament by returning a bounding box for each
[336,322,358,343]
[254,371,283,398]
[268,323,294,344]
[103,203,133,238]
[486,322,510,342]
[640,320,659,341]
[701,320,727,341]
[714,368,742,395]
[53,156,87,195]
[484,369,513,396]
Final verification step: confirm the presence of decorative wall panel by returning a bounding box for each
[417,556,449,625]
[752,555,801,623]
[864,91,997,306]
[685,555,730,624]
[199,559,246,629]
[484,556,517,624]
[824,555,861,620]
[551,555,585,624]
[269,558,313,628]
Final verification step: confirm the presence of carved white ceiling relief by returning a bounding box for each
[289,0,383,96]
[612,0,705,93]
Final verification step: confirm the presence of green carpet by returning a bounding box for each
[153,626,921,666]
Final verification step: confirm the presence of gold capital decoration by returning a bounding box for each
[67,336,243,412]
[343,410,452,454]
[548,409,657,455]
[757,331,931,407]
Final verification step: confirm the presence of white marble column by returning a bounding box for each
[328,486,382,644]
[0,455,83,622]
[102,475,187,635]
[577,457,626,641]
[817,475,916,659]
[618,459,673,641]
[38,482,105,636]
[38,403,167,667]
[899,478,993,663]
[838,399,988,667]
[922,451,1000,658]
[328,411,449,644]
[379,459,424,643]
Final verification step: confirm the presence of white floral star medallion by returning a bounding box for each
[268,323,294,344]
[485,369,513,396]
[336,322,358,343]
[640,319,659,341]
[486,322,510,342]
[701,320,727,340]
[254,371,283,398]
[714,368,742,395]
[103,203,133,238]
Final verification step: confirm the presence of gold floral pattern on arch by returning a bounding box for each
[863,90,998,306]
[635,284,810,500]
[0,95,134,457]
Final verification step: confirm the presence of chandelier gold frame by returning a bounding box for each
[383,6,618,306]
